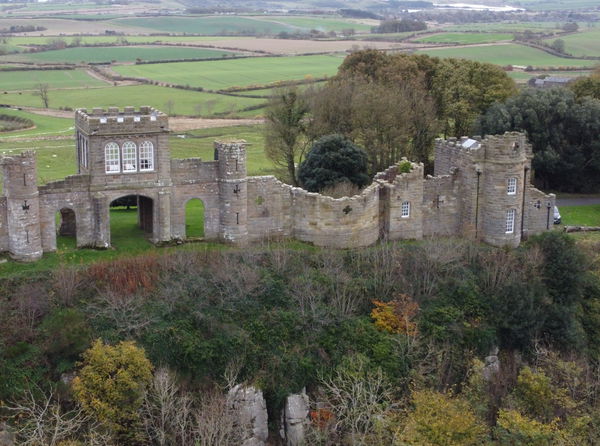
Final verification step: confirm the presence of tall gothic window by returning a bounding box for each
[104,142,120,173]
[122,141,137,172]
[139,141,154,171]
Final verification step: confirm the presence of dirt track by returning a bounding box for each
[19,107,264,131]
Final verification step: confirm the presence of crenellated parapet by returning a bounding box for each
[75,106,168,136]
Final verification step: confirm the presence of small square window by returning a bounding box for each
[99,117,107,124]
[117,116,124,123]
[134,116,141,122]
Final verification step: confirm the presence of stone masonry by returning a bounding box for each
[0,107,555,262]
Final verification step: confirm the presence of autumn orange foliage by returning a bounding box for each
[87,254,159,295]
[310,408,334,429]
[371,294,419,336]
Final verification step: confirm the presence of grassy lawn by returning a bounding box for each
[417,44,597,68]
[170,124,271,176]
[113,54,343,90]
[1,46,237,64]
[544,29,600,58]
[268,16,373,32]
[415,32,514,44]
[560,205,600,227]
[441,22,562,33]
[110,16,296,35]
[0,69,104,92]
[3,85,267,117]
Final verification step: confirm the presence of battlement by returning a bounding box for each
[435,132,532,166]
[0,150,36,166]
[75,106,169,135]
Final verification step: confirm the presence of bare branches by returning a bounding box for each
[5,385,88,446]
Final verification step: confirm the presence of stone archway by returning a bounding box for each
[109,194,155,248]
[55,207,77,249]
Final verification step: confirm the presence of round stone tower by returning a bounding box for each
[1,151,43,261]
[477,132,532,247]
[215,140,248,245]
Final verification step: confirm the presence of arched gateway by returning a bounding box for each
[0,107,555,262]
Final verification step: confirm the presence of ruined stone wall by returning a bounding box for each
[422,175,461,237]
[524,186,556,237]
[0,197,7,252]
[291,184,380,248]
[378,163,425,241]
[246,176,293,242]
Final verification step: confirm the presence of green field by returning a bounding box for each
[415,32,514,44]
[113,54,343,90]
[1,46,236,63]
[111,16,296,35]
[560,205,600,226]
[441,22,562,33]
[2,85,267,117]
[511,0,600,10]
[545,30,600,57]
[0,108,72,138]
[0,69,104,91]
[7,35,236,46]
[417,44,598,68]
[267,16,373,32]
[507,70,592,82]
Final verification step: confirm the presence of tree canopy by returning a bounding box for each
[297,134,370,192]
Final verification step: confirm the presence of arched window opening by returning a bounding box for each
[122,141,137,172]
[185,198,205,238]
[105,142,120,173]
[55,208,76,249]
[109,195,153,248]
[139,141,154,171]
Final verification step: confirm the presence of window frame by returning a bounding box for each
[139,140,154,172]
[507,177,517,195]
[401,201,410,218]
[122,141,137,173]
[104,142,120,174]
[506,209,516,234]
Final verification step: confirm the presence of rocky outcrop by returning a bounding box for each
[228,385,268,446]
[0,423,15,446]
[281,390,310,446]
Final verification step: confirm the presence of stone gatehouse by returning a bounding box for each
[0,107,555,262]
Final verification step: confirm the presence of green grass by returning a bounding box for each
[441,22,562,33]
[113,54,343,90]
[2,85,267,117]
[8,35,235,46]
[417,44,598,68]
[185,199,205,237]
[110,16,296,35]
[0,69,104,91]
[560,205,600,226]
[511,0,600,10]
[170,125,271,176]
[267,16,373,32]
[0,108,72,137]
[544,29,600,57]
[415,32,514,44]
[1,46,236,63]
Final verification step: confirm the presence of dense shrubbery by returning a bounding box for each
[1,233,599,444]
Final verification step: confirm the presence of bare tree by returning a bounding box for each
[193,391,243,446]
[319,354,393,443]
[264,87,310,186]
[5,385,88,446]
[164,99,175,116]
[36,83,50,108]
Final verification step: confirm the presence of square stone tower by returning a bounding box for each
[75,106,171,187]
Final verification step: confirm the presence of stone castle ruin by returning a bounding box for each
[0,107,555,262]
